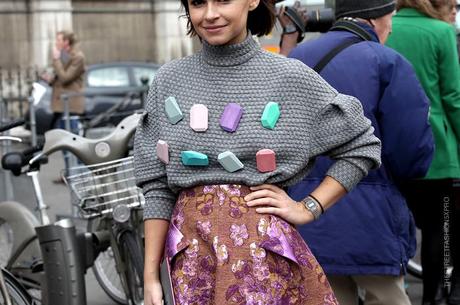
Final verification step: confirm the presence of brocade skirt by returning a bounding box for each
[165,185,338,305]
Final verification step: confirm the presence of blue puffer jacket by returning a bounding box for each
[288,23,434,275]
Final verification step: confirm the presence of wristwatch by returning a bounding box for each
[300,196,322,220]
[283,23,298,35]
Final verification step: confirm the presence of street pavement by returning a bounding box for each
[3,146,423,304]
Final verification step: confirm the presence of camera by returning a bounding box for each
[277,0,336,34]
[304,8,335,33]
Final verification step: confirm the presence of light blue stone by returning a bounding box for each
[261,102,280,130]
[181,151,209,166]
[218,151,244,173]
[165,96,183,124]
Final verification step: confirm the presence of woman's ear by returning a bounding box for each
[248,0,260,11]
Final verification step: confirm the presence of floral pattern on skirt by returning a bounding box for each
[165,185,338,305]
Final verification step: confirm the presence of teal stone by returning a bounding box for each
[218,151,244,173]
[181,151,209,166]
[165,96,183,124]
[261,102,280,130]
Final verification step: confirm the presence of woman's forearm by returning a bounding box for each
[309,176,347,211]
[144,219,170,281]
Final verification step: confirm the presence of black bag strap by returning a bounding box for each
[313,38,362,73]
[313,20,373,73]
[330,20,374,41]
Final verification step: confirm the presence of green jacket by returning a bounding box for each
[387,8,460,179]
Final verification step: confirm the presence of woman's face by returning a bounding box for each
[187,0,260,45]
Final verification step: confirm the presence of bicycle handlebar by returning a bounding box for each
[0,119,26,133]
[30,112,141,166]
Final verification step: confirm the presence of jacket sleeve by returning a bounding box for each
[377,52,434,180]
[52,54,85,86]
[439,26,460,140]
[310,93,382,191]
[134,78,176,220]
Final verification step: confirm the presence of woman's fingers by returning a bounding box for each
[244,188,279,201]
[255,207,283,216]
[246,197,280,207]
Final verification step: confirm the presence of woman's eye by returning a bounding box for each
[190,0,205,6]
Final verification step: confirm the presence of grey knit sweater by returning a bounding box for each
[134,35,381,220]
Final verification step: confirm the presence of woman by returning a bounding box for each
[134,0,381,303]
[387,1,460,305]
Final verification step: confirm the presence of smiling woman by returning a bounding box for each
[134,0,382,303]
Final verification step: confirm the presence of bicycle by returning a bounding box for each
[30,111,145,305]
[0,267,34,305]
[0,119,49,304]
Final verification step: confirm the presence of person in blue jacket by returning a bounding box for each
[282,0,435,304]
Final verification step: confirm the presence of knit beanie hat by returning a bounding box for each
[335,0,396,19]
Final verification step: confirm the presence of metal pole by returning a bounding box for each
[28,96,37,147]
[62,93,71,131]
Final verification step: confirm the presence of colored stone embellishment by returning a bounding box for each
[220,103,243,132]
[261,102,280,130]
[164,96,183,124]
[256,149,276,173]
[181,151,209,166]
[218,151,244,173]
[156,140,169,164]
[190,104,208,132]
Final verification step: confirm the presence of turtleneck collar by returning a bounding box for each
[201,33,260,67]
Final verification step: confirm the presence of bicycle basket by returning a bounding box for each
[64,156,144,218]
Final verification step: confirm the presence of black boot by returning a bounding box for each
[423,283,448,305]
[449,272,460,305]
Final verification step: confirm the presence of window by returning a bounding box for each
[87,67,130,87]
[132,67,157,87]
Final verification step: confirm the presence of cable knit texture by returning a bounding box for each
[134,35,381,220]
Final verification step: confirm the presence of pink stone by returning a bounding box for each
[256,149,276,173]
[156,140,169,164]
[190,104,208,132]
[220,103,243,132]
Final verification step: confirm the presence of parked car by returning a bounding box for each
[33,61,160,135]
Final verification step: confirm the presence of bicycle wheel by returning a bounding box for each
[119,230,144,305]
[0,269,33,305]
[0,218,14,267]
[88,218,127,304]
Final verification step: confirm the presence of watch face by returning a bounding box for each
[307,200,316,210]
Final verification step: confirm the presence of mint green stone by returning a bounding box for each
[218,151,244,173]
[181,151,209,166]
[261,102,280,130]
[165,96,183,124]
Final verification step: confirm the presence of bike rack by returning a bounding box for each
[35,219,87,305]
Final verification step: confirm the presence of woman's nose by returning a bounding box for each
[204,2,219,20]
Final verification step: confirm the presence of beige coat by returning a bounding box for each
[51,48,86,114]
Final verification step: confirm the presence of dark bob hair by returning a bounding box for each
[180,0,276,37]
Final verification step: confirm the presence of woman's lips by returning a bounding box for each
[203,25,226,33]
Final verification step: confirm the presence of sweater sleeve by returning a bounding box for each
[134,78,176,220]
[311,93,382,191]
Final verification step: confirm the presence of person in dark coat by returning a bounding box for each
[284,0,435,304]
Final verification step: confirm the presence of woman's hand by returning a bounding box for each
[244,184,314,225]
[144,277,164,305]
